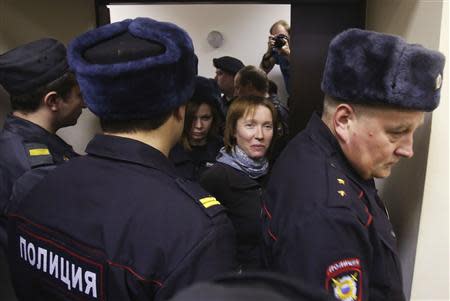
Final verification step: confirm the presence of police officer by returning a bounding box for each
[262,29,445,301]
[7,18,236,300]
[0,38,83,248]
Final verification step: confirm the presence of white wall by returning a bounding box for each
[411,1,449,300]
[367,1,448,300]
[109,4,290,104]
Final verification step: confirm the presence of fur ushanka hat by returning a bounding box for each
[321,28,445,111]
[68,17,198,120]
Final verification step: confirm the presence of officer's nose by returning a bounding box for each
[395,134,414,158]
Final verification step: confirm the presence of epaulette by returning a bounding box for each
[175,178,225,219]
[24,142,54,168]
[326,161,373,228]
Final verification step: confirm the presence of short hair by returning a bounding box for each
[270,20,290,35]
[224,95,278,154]
[180,98,220,151]
[100,111,172,134]
[322,94,411,123]
[10,71,77,113]
[235,66,269,96]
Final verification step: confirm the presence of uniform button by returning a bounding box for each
[391,230,396,238]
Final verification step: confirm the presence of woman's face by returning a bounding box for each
[189,103,213,146]
[234,105,273,159]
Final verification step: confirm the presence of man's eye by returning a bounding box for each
[388,131,405,141]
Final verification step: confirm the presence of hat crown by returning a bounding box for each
[213,56,244,76]
[68,18,198,120]
[0,38,68,95]
[321,28,445,111]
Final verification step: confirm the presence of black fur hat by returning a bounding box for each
[68,18,198,120]
[321,28,445,111]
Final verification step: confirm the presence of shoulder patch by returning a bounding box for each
[175,178,225,218]
[326,258,362,301]
[199,196,220,209]
[24,143,54,168]
[9,214,107,301]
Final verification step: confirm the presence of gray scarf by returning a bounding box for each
[216,146,269,179]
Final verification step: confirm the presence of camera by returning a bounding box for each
[273,34,288,49]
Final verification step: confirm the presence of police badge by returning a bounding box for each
[326,258,362,301]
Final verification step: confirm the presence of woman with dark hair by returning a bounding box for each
[169,76,223,181]
[200,95,277,270]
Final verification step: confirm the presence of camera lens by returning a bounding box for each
[274,35,286,48]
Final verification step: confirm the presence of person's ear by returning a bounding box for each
[43,91,60,112]
[333,104,356,144]
[173,105,186,122]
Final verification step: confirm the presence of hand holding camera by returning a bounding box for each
[268,34,290,57]
[272,34,288,49]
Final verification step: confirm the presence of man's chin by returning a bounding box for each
[373,168,392,179]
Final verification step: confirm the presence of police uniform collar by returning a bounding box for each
[85,134,177,176]
[4,115,73,151]
[5,115,50,136]
[306,112,340,157]
[306,112,376,192]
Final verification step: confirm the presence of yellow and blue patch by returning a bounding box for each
[326,258,362,301]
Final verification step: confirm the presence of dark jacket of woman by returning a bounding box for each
[200,162,267,270]
[169,136,223,182]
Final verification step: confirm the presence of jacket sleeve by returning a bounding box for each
[263,153,373,301]
[268,206,372,301]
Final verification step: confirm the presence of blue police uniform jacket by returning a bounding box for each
[7,134,236,301]
[169,136,223,182]
[263,113,405,301]
[0,115,78,248]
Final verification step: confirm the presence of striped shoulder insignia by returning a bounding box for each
[24,143,54,168]
[175,178,225,218]
[199,196,220,208]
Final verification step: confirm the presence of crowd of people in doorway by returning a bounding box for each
[0,16,445,301]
